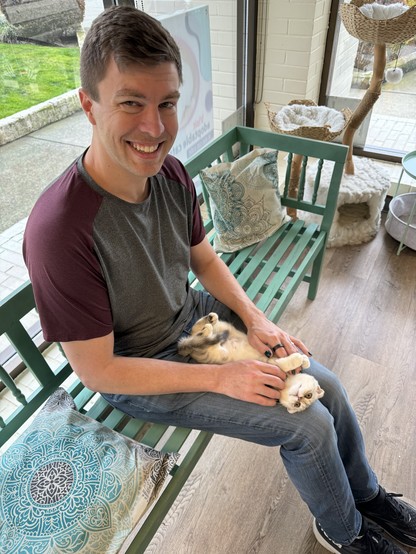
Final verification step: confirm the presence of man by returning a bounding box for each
[23,6,415,553]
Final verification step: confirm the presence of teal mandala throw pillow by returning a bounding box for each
[199,148,290,253]
[0,389,178,554]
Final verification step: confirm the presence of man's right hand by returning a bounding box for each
[214,360,287,406]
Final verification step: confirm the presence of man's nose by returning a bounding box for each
[139,106,164,137]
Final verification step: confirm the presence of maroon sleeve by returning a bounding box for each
[23,163,114,342]
[161,155,206,246]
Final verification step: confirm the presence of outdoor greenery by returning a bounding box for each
[0,13,18,43]
[0,43,80,118]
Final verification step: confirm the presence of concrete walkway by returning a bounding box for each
[0,110,91,300]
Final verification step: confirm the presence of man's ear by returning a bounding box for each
[79,88,96,125]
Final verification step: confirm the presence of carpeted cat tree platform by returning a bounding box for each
[307,156,390,247]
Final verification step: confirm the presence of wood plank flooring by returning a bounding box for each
[144,216,416,554]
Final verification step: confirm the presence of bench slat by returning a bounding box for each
[254,225,320,314]
[237,220,306,290]
[0,281,37,332]
[267,232,328,321]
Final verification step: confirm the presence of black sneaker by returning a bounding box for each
[357,487,416,548]
[313,518,406,553]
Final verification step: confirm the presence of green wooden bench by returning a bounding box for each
[0,125,347,552]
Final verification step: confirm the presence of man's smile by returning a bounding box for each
[129,141,160,153]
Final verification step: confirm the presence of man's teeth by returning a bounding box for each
[131,143,158,153]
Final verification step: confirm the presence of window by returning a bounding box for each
[0,0,258,377]
[320,0,416,162]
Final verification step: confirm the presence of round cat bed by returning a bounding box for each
[306,157,390,248]
[265,100,351,142]
[385,193,416,251]
[340,0,416,45]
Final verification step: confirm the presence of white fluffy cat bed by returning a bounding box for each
[266,100,351,142]
[307,157,390,247]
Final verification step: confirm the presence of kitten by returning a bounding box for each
[178,312,324,414]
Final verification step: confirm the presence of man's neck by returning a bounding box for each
[83,147,150,203]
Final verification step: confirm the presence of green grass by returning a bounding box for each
[0,43,81,118]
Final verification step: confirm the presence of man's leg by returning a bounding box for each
[103,292,378,545]
[104,355,378,545]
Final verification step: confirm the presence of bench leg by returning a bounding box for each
[307,250,325,300]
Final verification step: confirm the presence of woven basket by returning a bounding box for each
[265,100,352,142]
[340,0,416,45]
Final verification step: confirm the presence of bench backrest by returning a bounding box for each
[0,283,74,446]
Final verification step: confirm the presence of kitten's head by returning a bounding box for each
[285,374,324,414]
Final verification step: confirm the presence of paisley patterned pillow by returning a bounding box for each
[199,148,290,252]
[0,389,178,554]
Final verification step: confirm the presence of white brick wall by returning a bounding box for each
[255,0,332,131]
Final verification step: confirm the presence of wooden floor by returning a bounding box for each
[144,216,416,554]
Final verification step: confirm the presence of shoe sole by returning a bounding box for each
[312,519,342,553]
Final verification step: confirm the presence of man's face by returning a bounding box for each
[80,58,180,189]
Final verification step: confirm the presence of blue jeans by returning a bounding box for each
[103,292,378,545]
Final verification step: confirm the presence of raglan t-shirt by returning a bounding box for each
[23,152,206,358]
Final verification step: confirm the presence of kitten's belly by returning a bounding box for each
[228,340,262,361]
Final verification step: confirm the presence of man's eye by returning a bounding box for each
[161,101,177,109]
[120,101,144,111]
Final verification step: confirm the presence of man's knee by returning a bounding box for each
[281,403,337,453]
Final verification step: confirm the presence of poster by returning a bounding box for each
[159,6,214,163]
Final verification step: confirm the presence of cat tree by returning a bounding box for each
[266,0,416,247]
[265,99,390,246]
[340,0,416,174]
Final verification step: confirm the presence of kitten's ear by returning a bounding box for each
[317,386,325,398]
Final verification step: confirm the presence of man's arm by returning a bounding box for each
[61,332,286,406]
[190,237,310,357]
[61,236,307,406]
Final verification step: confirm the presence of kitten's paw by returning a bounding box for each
[300,354,310,369]
[278,352,310,372]
[208,313,219,324]
[177,338,191,356]
[200,323,213,336]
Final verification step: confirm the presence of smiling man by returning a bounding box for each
[79,58,181,203]
[23,7,416,554]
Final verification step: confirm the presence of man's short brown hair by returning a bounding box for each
[80,6,183,100]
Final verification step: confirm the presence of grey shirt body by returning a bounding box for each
[23,152,206,358]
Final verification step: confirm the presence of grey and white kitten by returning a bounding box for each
[178,312,324,414]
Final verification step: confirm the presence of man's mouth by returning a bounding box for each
[129,142,160,153]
